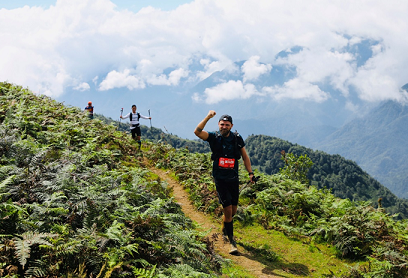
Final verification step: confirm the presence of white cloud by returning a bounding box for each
[1,0,408,104]
[146,68,189,86]
[99,69,145,90]
[241,56,272,82]
[195,58,238,81]
[263,78,329,102]
[99,67,188,88]
[347,45,407,102]
[199,80,260,104]
[278,47,356,96]
[0,44,69,96]
[168,68,189,85]
[74,82,90,91]
[196,59,225,80]
[351,68,401,102]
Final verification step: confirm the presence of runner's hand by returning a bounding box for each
[207,110,216,119]
[250,175,259,183]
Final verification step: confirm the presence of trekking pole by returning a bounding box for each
[239,175,259,193]
[148,109,152,128]
[118,108,123,130]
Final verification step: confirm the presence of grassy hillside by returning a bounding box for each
[3,82,408,277]
[0,83,221,277]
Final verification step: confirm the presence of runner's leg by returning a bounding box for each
[136,127,142,149]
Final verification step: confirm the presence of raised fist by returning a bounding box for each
[207,110,216,118]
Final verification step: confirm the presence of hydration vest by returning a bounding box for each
[129,112,140,121]
[210,131,243,161]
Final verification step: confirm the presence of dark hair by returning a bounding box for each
[132,105,136,108]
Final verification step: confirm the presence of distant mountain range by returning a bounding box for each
[310,99,408,199]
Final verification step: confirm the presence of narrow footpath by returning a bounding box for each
[148,166,280,278]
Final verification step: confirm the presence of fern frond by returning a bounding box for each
[132,264,156,278]
[24,259,47,277]
[0,175,14,200]
[162,264,212,278]
[13,232,55,269]
[14,236,31,268]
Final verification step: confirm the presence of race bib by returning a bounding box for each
[218,157,235,168]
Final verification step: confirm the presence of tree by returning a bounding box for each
[279,150,313,184]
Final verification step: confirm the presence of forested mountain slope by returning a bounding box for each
[245,134,408,219]
[313,100,408,198]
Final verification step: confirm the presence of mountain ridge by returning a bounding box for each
[313,100,408,198]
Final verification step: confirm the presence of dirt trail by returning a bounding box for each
[149,166,280,278]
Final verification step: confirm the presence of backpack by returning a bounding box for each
[129,112,140,121]
[210,131,243,161]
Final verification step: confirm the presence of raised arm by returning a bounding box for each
[120,113,130,119]
[139,114,151,120]
[194,110,216,141]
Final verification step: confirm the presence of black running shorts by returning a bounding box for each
[131,126,141,138]
[214,178,239,208]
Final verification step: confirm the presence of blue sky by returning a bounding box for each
[1,0,408,138]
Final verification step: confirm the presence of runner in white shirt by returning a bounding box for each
[120,104,151,149]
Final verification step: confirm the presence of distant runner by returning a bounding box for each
[194,110,254,255]
[120,104,151,149]
[84,101,94,119]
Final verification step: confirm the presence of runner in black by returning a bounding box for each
[120,104,151,149]
[194,110,254,254]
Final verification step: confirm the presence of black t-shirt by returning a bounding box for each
[206,131,245,180]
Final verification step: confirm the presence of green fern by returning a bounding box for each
[132,264,157,278]
[161,264,212,278]
[13,232,55,269]
[0,175,14,199]
[0,83,224,276]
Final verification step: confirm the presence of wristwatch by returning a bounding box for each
[248,172,254,175]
